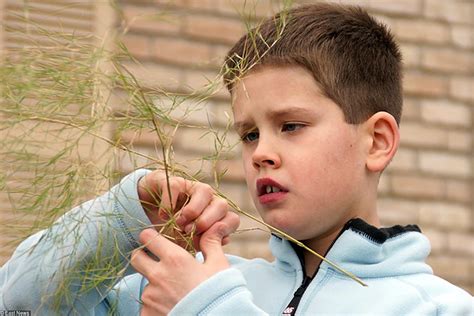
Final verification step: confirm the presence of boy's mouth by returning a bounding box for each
[256,178,288,204]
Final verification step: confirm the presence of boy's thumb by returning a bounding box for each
[199,222,228,265]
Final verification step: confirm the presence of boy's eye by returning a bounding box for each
[241,131,259,143]
[282,123,304,132]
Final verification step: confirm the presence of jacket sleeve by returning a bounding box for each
[170,268,268,316]
[0,169,152,315]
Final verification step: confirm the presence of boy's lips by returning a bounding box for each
[256,178,289,205]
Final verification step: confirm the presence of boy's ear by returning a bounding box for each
[363,111,400,172]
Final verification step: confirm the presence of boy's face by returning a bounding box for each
[232,66,370,242]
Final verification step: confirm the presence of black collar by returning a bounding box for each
[286,218,421,276]
[344,218,421,244]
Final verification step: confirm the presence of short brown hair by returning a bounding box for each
[223,3,403,124]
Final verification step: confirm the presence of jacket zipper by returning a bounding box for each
[282,275,313,316]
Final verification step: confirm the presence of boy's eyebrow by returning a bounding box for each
[233,121,253,133]
[267,107,316,120]
[233,107,316,132]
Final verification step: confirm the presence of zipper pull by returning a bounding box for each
[294,275,312,297]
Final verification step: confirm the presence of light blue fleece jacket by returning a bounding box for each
[0,170,473,315]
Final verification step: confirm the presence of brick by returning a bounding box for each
[223,232,269,258]
[419,151,472,178]
[216,158,245,181]
[152,37,212,66]
[174,124,239,156]
[371,14,394,30]
[378,198,420,226]
[122,61,183,90]
[419,202,471,231]
[218,0,282,18]
[389,147,417,171]
[186,0,219,11]
[0,210,37,224]
[210,44,230,68]
[400,122,448,148]
[122,5,182,34]
[115,145,158,173]
[237,207,265,232]
[448,130,472,152]
[421,48,473,74]
[462,286,474,296]
[183,69,228,98]
[423,229,448,254]
[171,151,213,178]
[208,101,233,127]
[448,232,474,256]
[242,238,273,260]
[401,98,420,120]
[369,0,422,15]
[174,126,216,154]
[399,43,420,68]
[446,179,472,203]
[183,14,244,44]
[393,19,450,44]
[391,175,445,198]
[377,172,390,194]
[450,77,474,102]
[120,34,151,59]
[222,240,244,256]
[5,1,94,19]
[236,185,257,211]
[427,256,472,285]
[333,0,371,9]
[5,7,94,34]
[154,95,212,126]
[420,100,472,127]
[424,0,473,24]
[154,0,187,7]
[217,181,249,212]
[403,72,448,97]
[451,25,473,49]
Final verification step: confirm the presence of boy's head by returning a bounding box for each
[224,3,402,241]
[224,2,403,125]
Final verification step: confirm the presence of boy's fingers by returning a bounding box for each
[174,192,189,212]
[192,197,229,234]
[139,228,188,260]
[177,183,213,225]
[221,211,240,234]
[158,179,184,220]
[222,236,230,245]
[130,248,157,277]
[199,222,233,265]
[193,211,239,251]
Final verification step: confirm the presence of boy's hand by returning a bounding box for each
[131,219,235,316]
[138,170,235,250]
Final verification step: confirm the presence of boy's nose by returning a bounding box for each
[252,142,281,169]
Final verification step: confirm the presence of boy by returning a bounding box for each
[1,3,473,315]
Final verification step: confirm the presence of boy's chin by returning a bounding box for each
[263,217,310,240]
[264,216,340,243]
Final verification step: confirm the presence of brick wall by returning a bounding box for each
[1,0,472,295]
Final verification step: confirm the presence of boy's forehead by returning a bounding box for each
[230,65,326,112]
[231,65,323,97]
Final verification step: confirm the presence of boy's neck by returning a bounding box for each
[302,228,343,277]
[302,215,381,277]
